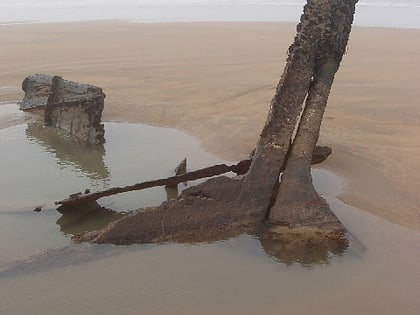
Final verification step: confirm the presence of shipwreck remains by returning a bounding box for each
[19,74,105,145]
[57,146,331,208]
[59,0,359,263]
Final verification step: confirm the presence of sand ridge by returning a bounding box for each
[0,21,419,230]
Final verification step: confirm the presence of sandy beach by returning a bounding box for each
[1,20,420,315]
[0,21,419,230]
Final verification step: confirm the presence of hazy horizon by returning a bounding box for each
[1,0,420,28]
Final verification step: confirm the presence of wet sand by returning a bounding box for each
[0,21,419,231]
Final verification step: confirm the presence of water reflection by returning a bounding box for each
[57,207,349,267]
[56,202,126,236]
[165,185,179,200]
[55,199,349,267]
[25,122,110,180]
[260,233,349,267]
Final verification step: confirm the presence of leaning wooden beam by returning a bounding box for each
[238,0,336,218]
[266,0,358,239]
[56,146,331,208]
[56,159,251,208]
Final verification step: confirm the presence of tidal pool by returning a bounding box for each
[0,103,419,315]
[0,103,228,263]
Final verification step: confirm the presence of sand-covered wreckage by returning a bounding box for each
[19,74,105,145]
[54,0,361,265]
[29,0,359,264]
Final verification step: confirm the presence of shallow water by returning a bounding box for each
[0,103,227,263]
[0,103,419,314]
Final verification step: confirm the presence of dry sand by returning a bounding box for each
[0,21,419,230]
